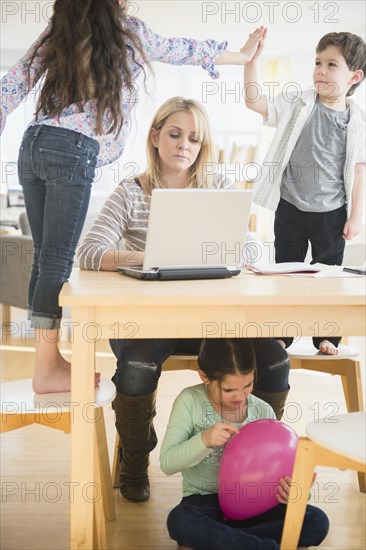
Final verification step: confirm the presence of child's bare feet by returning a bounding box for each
[318,340,339,355]
[276,339,287,349]
[33,358,101,394]
[33,329,101,393]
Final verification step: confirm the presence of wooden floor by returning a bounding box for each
[1,333,365,550]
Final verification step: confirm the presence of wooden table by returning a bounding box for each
[280,412,366,549]
[60,269,365,549]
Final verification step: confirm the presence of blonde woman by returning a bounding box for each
[77,97,290,503]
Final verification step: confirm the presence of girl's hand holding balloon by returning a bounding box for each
[202,423,239,448]
[276,473,317,505]
[276,476,292,504]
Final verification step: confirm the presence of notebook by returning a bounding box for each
[119,188,253,281]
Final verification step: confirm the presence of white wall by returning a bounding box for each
[1,1,365,60]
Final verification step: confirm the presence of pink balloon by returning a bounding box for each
[218,419,298,520]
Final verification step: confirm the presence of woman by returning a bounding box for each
[77,97,290,503]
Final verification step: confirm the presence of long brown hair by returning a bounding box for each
[28,0,148,135]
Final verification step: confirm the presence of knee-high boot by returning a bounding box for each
[112,391,158,502]
[252,387,290,420]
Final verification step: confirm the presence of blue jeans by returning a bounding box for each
[167,493,329,550]
[18,125,99,329]
[110,338,289,396]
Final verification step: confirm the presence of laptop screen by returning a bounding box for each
[143,189,253,270]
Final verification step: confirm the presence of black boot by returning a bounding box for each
[252,387,290,420]
[112,391,157,502]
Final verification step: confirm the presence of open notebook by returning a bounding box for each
[119,188,253,281]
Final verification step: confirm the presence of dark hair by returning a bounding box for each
[316,32,366,96]
[28,0,149,135]
[198,339,256,382]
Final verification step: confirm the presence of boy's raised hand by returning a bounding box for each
[241,26,267,64]
[202,422,239,448]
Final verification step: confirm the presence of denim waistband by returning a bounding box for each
[28,124,100,154]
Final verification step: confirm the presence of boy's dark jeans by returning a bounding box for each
[274,198,346,349]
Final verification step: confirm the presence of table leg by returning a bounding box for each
[93,424,107,549]
[70,307,97,550]
[341,360,366,492]
[280,437,315,550]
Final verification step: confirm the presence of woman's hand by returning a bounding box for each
[100,249,144,271]
[201,422,239,448]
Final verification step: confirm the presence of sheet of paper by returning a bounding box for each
[246,263,364,277]
[247,262,337,275]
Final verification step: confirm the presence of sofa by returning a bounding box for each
[0,210,101,325]
[1,213,33,321]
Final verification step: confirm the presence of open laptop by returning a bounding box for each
[119,188,253,281]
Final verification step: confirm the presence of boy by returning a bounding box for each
[244,31,365,354]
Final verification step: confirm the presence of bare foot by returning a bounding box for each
[319,340,339,355]
[276,339,287,349]
[33,358,101,394]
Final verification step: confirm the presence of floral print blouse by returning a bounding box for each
[0,16,227,166]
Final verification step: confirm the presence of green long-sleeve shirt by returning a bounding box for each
[160,384,275,497]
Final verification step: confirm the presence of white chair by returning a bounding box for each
[0,377,116,546]
[288,340,365,493]
[280,412,366,550]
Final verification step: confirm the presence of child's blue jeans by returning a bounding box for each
[18,125,99,329]
[167,493,329,550]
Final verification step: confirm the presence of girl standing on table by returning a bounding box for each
[0,0,265,394]
[160,338,329,550]
[77,96,290,503]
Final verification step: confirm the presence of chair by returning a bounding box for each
[288,339,365,492]
[0,377,116,547]
[280,412,366,550]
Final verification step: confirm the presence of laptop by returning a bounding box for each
[119,188,253,281]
